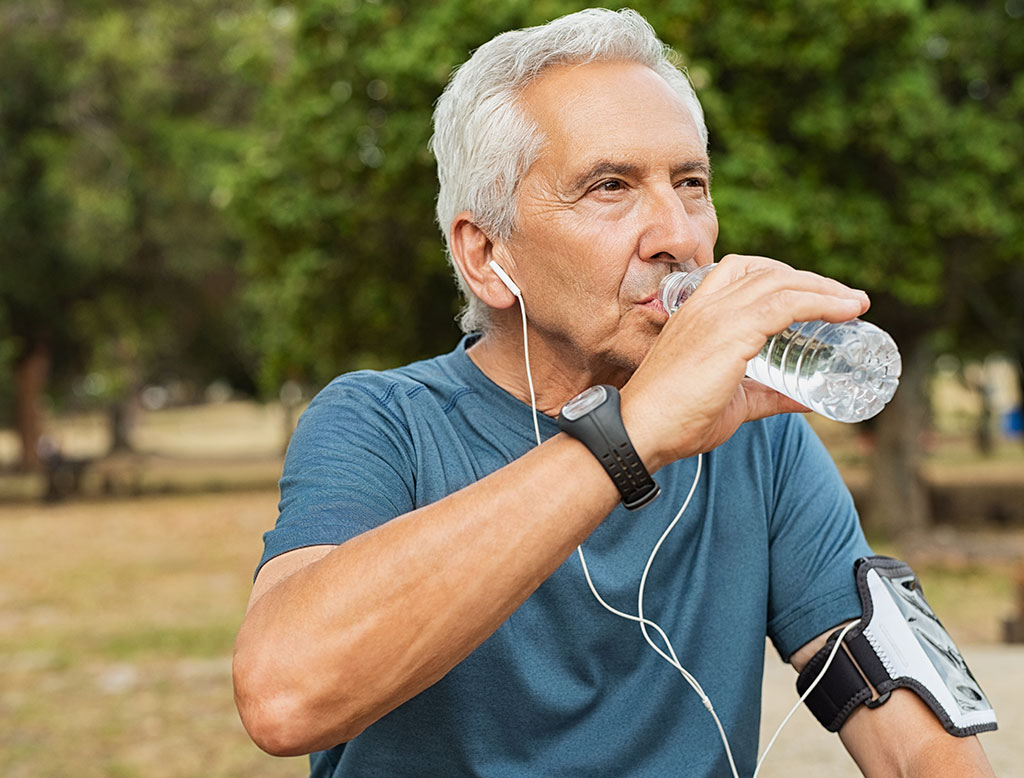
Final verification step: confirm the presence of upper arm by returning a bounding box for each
[256,377,417,579]
[791,629,995,778]
[246,544,336,615]
[764,416,871,659]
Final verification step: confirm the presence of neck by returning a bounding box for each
[467,323,633,418]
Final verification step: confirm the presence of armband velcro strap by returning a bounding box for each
[796,628,875,731]
[796,556,997,737]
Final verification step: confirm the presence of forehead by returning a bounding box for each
[519,60,706,180]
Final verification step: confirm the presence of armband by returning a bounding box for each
[796,556,997,737]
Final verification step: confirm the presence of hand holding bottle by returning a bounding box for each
[620,256,877,469]
[660,262,901,424]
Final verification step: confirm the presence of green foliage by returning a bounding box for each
[0,3,78,364]
[922,0,1024,362]
[233,0,595,391]
[2,0,1021,416]
[0,0,280,421]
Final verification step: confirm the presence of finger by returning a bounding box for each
[739,379,810,423]
[752,288,869,329]
[681,265,869,339]
[700,254,868,308]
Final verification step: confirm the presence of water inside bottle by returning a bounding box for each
[746,320,901,422]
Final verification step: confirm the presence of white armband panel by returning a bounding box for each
[796,556,997,737]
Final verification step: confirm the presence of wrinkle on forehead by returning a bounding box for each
[517,60,707,197]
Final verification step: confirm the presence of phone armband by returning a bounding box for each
[796,556,997,737]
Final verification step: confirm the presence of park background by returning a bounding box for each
[1,0,1023,775]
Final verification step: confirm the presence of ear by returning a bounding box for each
[449,212,519,310]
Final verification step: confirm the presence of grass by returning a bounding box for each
[0,490,304,778]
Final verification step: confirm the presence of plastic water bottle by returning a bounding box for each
[658,264,902,423]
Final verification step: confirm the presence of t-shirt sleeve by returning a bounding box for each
[256,375,416,578]
[764,416,872,661]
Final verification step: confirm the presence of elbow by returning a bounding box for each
[234,693,313,757]
[232,648,366,756]
[241,715,310,758]
[232,653,311,756]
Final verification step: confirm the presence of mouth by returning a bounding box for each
[637,294,667,316]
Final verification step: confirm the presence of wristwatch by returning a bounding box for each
[557,385,660,510]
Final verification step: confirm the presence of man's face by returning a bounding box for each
[499,60,718,374]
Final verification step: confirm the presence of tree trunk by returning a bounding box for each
[14,339,51,472]
[108,398,136,453]
[860,330,931,538]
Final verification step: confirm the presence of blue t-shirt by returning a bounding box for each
[259,335,871,778]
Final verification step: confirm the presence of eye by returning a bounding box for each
[592,179,626,193]
[676,177,710,197]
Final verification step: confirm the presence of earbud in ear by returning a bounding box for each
[488,260,521,297]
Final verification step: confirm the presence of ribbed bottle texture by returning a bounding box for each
[658,265,902,423]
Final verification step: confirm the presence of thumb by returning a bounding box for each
[740,379,810,422]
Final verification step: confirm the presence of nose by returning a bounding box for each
[636,183,706,268]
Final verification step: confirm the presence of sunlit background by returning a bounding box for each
[1,1,1022,775]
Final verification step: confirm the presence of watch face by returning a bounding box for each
[561,385,608,421]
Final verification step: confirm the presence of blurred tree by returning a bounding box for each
[0,0,281,467]
[233,0,1020,533]
[0,2,79,469]
[639,0,1023,533]
[925,0,1024,431]
[232,0,590,393]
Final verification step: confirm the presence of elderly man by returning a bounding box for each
[233,9,995,777]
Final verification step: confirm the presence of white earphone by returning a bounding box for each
[489,260,521,297]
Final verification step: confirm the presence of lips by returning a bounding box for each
[625,274,672,315]
[637,294,667,315]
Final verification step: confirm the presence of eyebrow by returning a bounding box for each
[567,159,712,194]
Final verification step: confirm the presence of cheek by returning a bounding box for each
[521,220,613,284]
[700,204,720,251]
[508,205,640,315]
[559,235,641,317]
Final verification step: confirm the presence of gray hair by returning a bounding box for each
[430,8,707,333]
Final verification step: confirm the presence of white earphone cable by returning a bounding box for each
[515,287,542,447]
[511,290,740,778]
[508,287,853,778]
[752,618,861,778]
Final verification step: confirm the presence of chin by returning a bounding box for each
[604,333,656,374]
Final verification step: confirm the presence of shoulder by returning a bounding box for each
[301,342,476,430]
[733,413,834,467]
[742,412,816,445]
[705,413,820,473]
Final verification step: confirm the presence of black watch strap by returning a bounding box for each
[557,385,660,510]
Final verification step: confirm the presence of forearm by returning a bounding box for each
[233,432,619,755]
[793,630,995,778]
[838,690,995,778]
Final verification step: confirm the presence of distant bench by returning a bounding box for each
[42,452,145,501]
